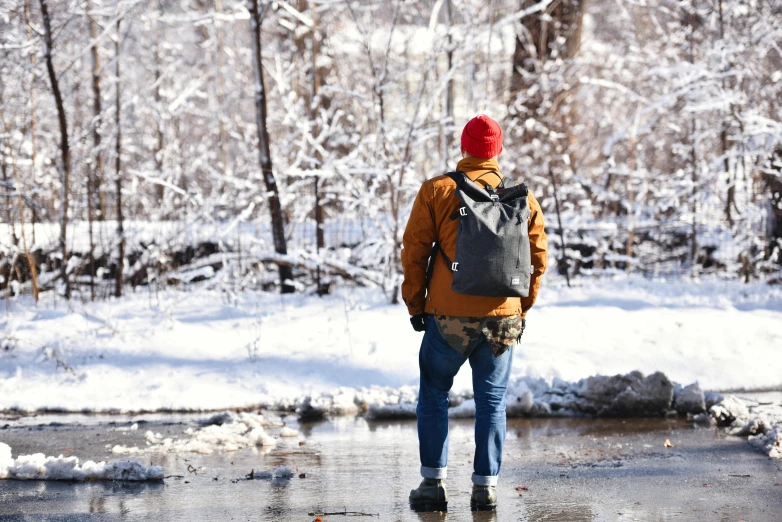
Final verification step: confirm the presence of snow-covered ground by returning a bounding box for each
[1,276,781,414]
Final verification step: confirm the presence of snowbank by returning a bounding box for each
[0,442,163,481]
[295,372,697,420]
[708,395,782,459]
[111,412,293,455]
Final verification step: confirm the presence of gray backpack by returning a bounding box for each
[427,170,532,298]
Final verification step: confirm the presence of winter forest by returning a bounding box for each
[1,0,782,303]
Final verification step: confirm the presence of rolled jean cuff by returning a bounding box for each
[421,466,447,479]
[472,473,498,486]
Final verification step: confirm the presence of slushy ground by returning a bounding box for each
[1,413,781,521]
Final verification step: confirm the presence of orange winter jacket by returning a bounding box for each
[401,157,548,318]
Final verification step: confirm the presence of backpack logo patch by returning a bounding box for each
[511,277,520,286]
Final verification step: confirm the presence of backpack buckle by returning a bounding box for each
[490,194,500,201]
[459,207,467,216]
[451,262,459,271]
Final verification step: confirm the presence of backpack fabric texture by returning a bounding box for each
[429,171,533,298]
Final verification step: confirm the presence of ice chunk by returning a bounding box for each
[0,443,163,481]
[673,382,706,414]
[279,427,299,438]
[731,417,772,437]
[748,426,782,459]
[111,412,280,455]
[297,388,360,420]
[366,401,417,420]
[704,391,724,409]
[505,379,535,416]
[272,465,293,479]
[0,443,13,479]
[710,395,749,426]
[545,371,674,416]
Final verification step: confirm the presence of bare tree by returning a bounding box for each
[39,0,71,298]
[87,0,103,300]
[247,0,294,293]
[23,0,40,248]
[114,12,125,297]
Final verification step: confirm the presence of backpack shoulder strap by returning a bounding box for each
[445,170,466,187]
[425,243,454,290]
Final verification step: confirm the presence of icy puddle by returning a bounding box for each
[1,414,781,521]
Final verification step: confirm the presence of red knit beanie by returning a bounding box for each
[460,115,503,158]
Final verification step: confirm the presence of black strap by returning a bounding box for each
[425,243,439,286]
[445,170,466,187]
[424,243,454,291]
[450,169,511,190]
[474,170,505,187]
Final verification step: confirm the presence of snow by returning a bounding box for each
[111,412,280,455]
[748,428,782,459]
[279,426,299,437]
[0,442,163,481]
[709,395,782,459]
[0,277,780,417]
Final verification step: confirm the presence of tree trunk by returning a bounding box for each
[115,15,125,298]
[247,0,294,293]
[308,1,327,295]
[548,165,571,287]
[443,0,454,161]
[717,0,736,228]
[39,0,71,299]
[687,8,698,271]
[764,148,782,269]
[24,0,39,253]
[88,1,103,300]
[214,0,228,179]
[151,0,165,205]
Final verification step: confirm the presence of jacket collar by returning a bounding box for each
[455,157,502,186]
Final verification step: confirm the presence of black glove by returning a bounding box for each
[517,318,526,343]
[410,314,428,332]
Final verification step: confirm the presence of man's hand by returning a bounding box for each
[410,314,428,332]
[517,318,526,343]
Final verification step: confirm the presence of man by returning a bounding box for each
[401,114,548,511]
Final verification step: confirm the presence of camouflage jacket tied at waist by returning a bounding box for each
[434,315,522,357]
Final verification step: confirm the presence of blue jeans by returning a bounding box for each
[417,315,514,487]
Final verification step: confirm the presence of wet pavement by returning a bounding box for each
[1,413,781,521]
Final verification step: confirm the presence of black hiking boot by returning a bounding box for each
[470,484,497,511]
[409,478,447,511]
